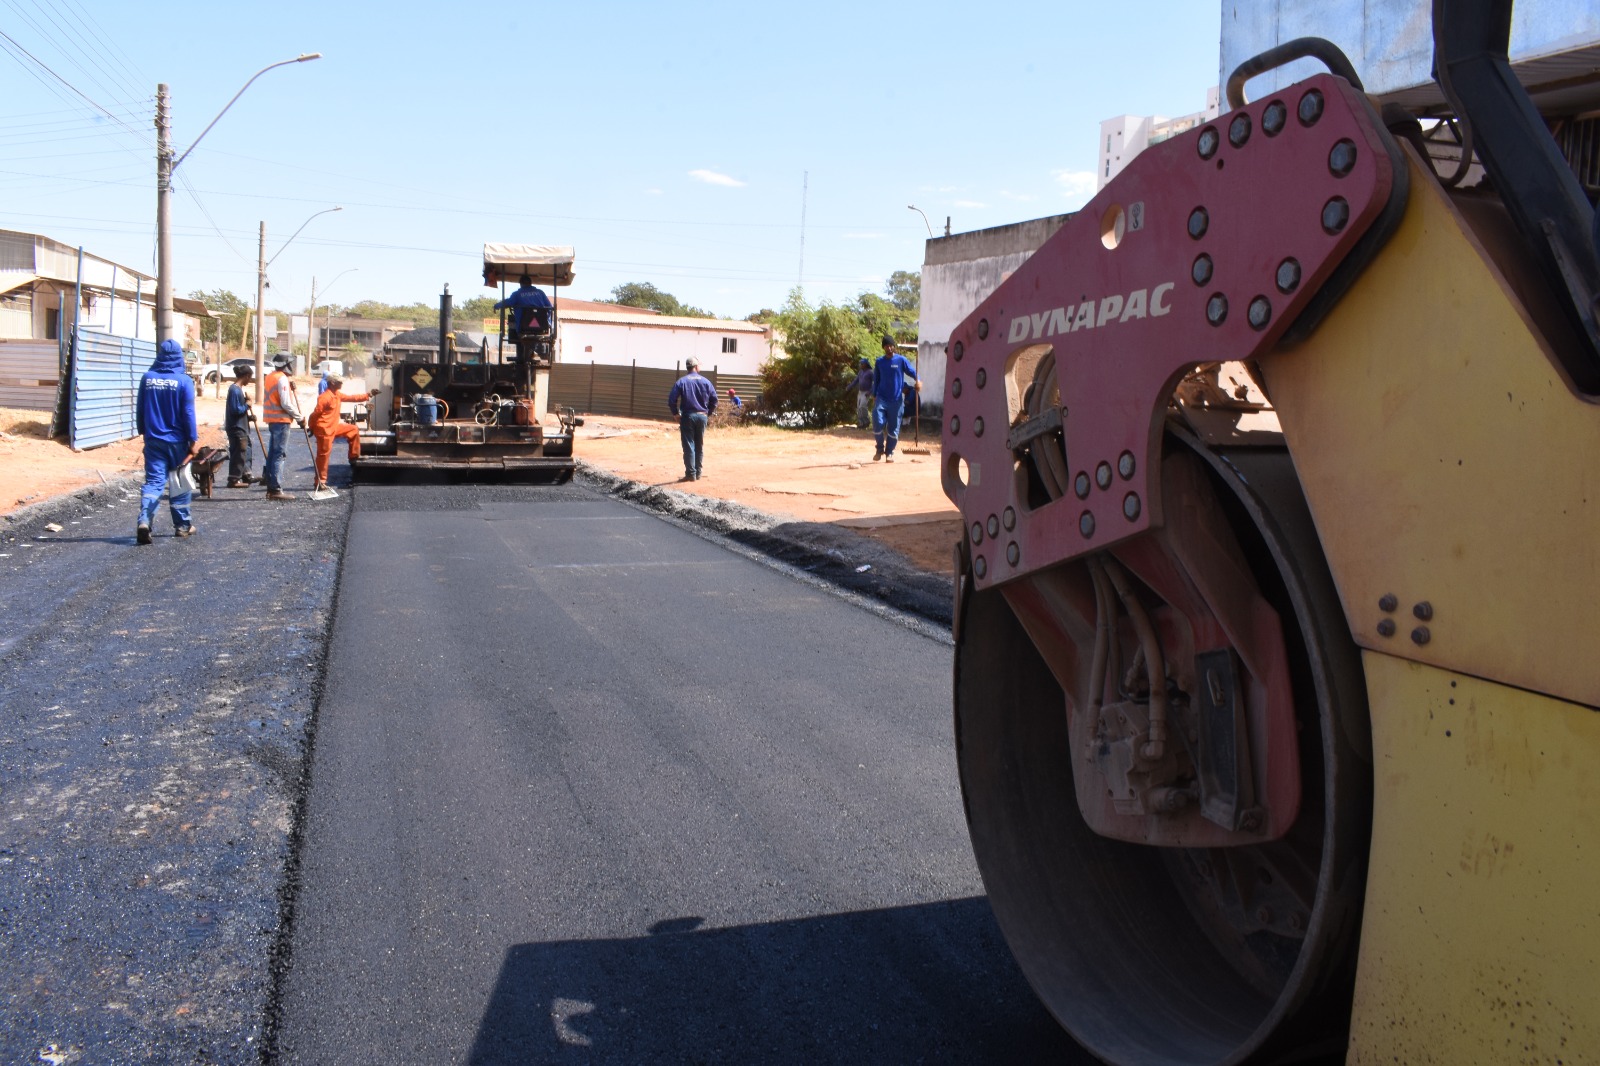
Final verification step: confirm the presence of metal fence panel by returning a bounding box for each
[551,362,765,419]
[0,339,63,410]
[70,330,156,449]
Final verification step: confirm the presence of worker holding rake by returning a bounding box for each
[307,375,368,495]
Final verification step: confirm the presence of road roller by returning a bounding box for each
[942,2,1600,1061]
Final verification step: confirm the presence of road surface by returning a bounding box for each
[271,482,1081,1063]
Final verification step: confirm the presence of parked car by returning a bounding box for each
[311,359,344,378]
[195,357,258,384]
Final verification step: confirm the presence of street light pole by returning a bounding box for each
[255,221,267,400]
[253,204,340,398]
[312,268,358,365]
[154,52,322,347]
[155,85,174,343]
[907,204,934,238]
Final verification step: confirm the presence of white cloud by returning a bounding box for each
[952,199,987,209]
[689,169,745,188]
[1000,190,1037,202]
[1052,169,1097,208]
[644,187,664,196]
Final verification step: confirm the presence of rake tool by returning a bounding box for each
[902,387,931,455]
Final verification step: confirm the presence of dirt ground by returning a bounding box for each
[1,394,961,576]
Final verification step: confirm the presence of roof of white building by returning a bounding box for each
[559,308,769,333]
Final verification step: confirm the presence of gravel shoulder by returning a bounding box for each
[0,463,348,1066]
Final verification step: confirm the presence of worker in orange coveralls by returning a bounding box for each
[307,375,368,491]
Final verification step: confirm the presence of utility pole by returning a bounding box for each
[255,221,267,402]
[155,84,174,344]
[307,275,316,367]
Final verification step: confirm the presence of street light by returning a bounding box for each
[155,52,321,345]
[255,205,341,397]
[908,204,933,238]
[307,268,358,366]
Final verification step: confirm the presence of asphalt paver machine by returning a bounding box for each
[356,244,582,479]
[942,1,1600,1061]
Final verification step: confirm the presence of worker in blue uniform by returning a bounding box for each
[494,275,553,336]
[134,338,201,542]
[871,335,920,462]
[667,356,718,481]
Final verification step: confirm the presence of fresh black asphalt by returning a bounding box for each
[271,482,1081,1063]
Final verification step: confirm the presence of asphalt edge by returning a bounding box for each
[1,473,143,545]
[255,487,356,1065]
[576,462,955,630]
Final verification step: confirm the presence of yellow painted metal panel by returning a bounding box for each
[1258,155,1600,707]
[1348,653,1600,1063]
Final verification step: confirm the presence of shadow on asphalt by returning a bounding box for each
[466,897,1087,1064]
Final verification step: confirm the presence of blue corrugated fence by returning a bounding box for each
[70,330,156,450]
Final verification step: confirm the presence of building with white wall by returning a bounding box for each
[1098,87,1221,189]
[915,214,1073,413]
[556,305,772,376]
[0,229,210,347]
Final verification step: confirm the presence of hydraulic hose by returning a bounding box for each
[1100,555,1169,761]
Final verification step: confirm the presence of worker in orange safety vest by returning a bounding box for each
[307,375,369,491]
[261,355,304,500]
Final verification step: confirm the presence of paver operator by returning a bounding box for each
[134,338,200,543]
[494,274,553,335]
[262,355,305,501]
[667,355,717,482]
[307,375,369,492]
[871,335,920,462]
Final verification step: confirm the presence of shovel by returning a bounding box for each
[902,387,931,455]
[303,427,340,500]
[252,421,269,481]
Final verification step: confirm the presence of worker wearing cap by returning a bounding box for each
[667,355,717,481]
[307,375,369,491]
[225,364,258,488]
[846,356,874,429]
[261,355,305,500]
[872,335,920,462]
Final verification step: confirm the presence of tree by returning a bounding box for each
[190,289,251,349]
[855,270,920,345]
[886,270,920,316]
[604,281,711,318]
[759,289,876,428]
[454,295,498,328]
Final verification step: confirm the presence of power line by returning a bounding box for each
[51,0,152,103]
[4,0,147,117]
[0,27,151,152]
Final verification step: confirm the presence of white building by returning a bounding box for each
[915,214,1073,413]
[0,228,209,346]
[1098,87,1221,189]
[555,302,772,376]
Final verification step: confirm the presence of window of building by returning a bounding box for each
[721,337,737,353]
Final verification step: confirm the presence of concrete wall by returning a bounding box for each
[557,312,772,376]
[915,213,1073,412]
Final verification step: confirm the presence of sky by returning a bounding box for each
[2,1,1223,322]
